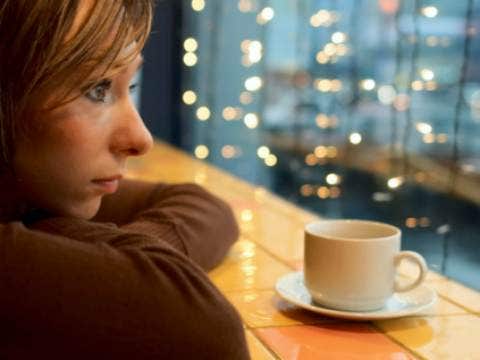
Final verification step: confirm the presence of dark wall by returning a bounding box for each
[140,0,183,146]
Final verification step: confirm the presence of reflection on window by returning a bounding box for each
[178,0,480,290]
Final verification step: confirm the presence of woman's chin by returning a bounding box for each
[55,197,103,220]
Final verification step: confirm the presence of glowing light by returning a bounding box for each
[405,217,417,228]
[245,76,263,91]
[241,209,254,222]
[330,186,341,198]
[183,38,198,52]
[191,0,205,12]
[310,10,333,27]
[436,133,448,143]
[248,52,262,63]
[264,154,277,167]
[393,94,410,111]
[372,192,393,202]
[411,80,424,91]
[422,6,438,18]
[461,163,476,173]
[242,40,263,64]
[314,146,327,158]
[196,106,211,121]
[248,40,263,53]
[194,145,209,159]
[378,85,397,105]
[240,39,251,53]
[331,32,347,44]
[326,173,341,185]
[360,79,376,91]
[316,51,329,64]
[316,114,329,128]
[222,106,237,121]
[182,90,197,105]
[221,145,237,159]
[305,153,318,166]
[437,224,450,235]
[183,52,198,66]
[315,79,332,92]
[238,0,253,12]
[318,9,332,22]
[324,43,337,56]
[415,122,432,134]
[349,132,362,145]
[300,184,314,197]
[425,81,438,91]
[241,55,253,67]
[419,217,431,227]
[239,91,253,104]
[310,15,322,27]
[327,146,338,158]
[379,0,399,14]
[423,133,435,144]
[420,68,435,81]
[426,36,439,47]
[317,186,330,199]
[387,176,404,189]
[257,146,270,158]
[244,113,259,128]
[331,79,342,92]
[257,7,274,24]
[247,40,263,63]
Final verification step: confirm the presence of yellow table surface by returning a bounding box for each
[127,141,480,360]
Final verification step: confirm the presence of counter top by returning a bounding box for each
[127,141,480,359]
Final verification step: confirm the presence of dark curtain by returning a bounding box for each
[140,0,183,146]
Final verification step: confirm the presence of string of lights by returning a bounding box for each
[181,0,478,203]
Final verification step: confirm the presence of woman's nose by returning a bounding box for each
[111,101,153,157]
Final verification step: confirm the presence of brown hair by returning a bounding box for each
[0,0,154,172]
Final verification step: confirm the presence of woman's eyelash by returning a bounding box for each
[84,79,112,103]
[97,79,112,88]
[83,79,138,103]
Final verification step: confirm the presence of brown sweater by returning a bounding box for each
[0,180,250,359]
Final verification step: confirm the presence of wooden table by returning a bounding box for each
[127,141,480,359]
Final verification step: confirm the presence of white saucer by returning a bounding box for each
[275,271,437,321]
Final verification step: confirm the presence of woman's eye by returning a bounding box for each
[85,79,112,103]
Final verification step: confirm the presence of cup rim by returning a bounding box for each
[305,219,400,242]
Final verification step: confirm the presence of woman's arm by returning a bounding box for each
[94,179,239,271]
[0,220,249,359]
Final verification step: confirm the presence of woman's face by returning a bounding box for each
[13,55,153,219]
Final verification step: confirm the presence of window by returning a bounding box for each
[177,0,480,290]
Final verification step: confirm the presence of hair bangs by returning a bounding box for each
[35,0,153,108]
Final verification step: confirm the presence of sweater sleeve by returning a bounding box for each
[95,179,239,271]
[0,220,249,359]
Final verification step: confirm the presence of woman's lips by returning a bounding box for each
[91,176,121,194]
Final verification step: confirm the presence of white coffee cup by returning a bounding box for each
[304,219,428,312]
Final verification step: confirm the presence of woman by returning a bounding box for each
[0,1,249,358]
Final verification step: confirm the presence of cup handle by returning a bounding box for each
[393,251,428,292]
